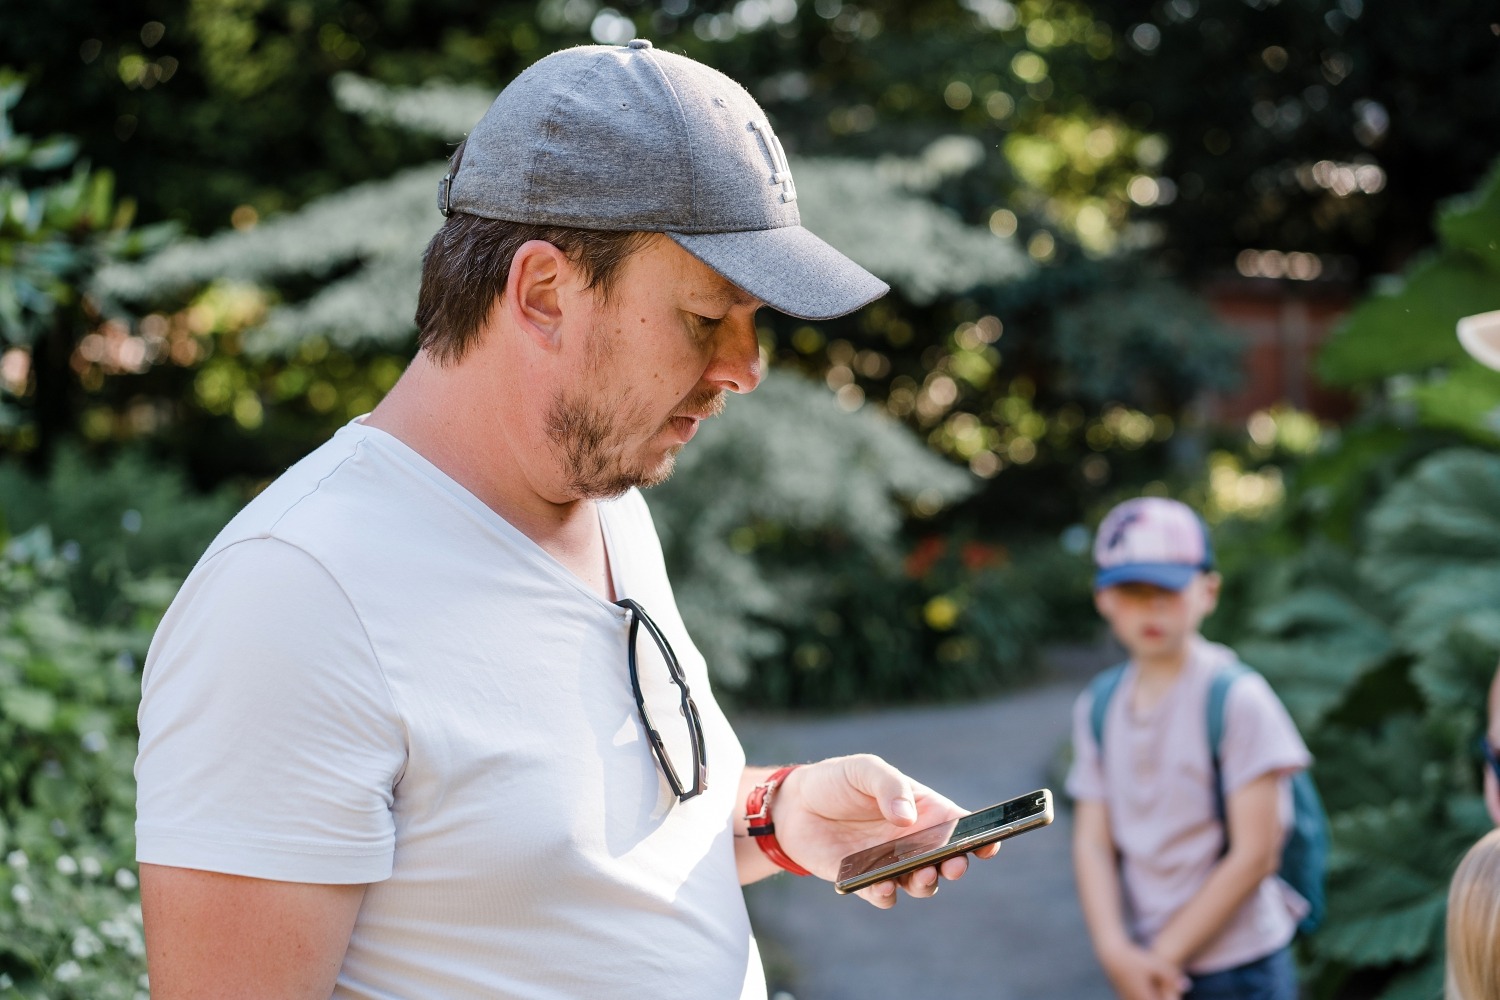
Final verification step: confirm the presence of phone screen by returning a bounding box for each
[834,789,1053,894]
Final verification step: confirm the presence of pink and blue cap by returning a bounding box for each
[1093,497,1214,591]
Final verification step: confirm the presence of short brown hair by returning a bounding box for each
[414,211,651,365]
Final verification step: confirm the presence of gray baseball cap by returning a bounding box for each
[440,40,889,321]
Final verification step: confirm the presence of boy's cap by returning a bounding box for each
[441,40,889,321]
[1458,310,1500,371]
[1093,497,1214,591]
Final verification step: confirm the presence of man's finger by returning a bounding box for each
[937,854,969,881]
[838,754,919,826]
[899,864,941,896]
[857,879,898,908]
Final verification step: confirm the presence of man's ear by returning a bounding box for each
[505,240,575,351]
[1093,586,1113,618]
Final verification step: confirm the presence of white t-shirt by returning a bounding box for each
[135,419,764,1000]
[1066,637,1312,975]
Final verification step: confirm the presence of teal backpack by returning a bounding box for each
[1088,660,1329,935]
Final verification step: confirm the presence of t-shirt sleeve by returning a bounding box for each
[1065,687,1106,802]
[1217,672,1311,796]
[135,537,407,884]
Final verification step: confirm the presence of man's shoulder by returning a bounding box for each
[206,425,376,555]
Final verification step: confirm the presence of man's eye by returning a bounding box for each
[694,314,725,327]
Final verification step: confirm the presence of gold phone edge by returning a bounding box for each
[832,790,1055,895]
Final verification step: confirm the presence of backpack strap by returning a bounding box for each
[1088,663,1129,753]
[1206,662,1252,840]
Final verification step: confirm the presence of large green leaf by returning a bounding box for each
[1314,797,1490,969]
[1407,610,1500,732]
[1362,449,1500,605]
[1319,160,1500,387]
[1237,582,1395,730]
[1437,157,1500,273]
[1319,251,1500,384]
[1376,958,1445,1000]
[1405,360,1500,441]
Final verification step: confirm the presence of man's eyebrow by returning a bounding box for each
[707,285,762,310]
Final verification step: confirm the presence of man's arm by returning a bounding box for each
[1074,799,1188,1000]
[732,755,998,908]
[1147,771,1285,969]
[140,864,366,1000]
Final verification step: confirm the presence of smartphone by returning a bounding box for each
[833,788,1054,895]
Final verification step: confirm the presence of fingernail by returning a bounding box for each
[893,798,916,822]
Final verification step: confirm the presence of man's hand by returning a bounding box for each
[1099,940,1189,1000]
[741,755,1000,908]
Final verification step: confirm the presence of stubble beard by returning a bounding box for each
[545,386,725,501]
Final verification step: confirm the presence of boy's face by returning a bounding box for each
[1094,572,1222,662]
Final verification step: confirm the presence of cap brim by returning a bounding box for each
[668,226,889,321]
[1095,563,1200,591]
[1458,310,1500,371]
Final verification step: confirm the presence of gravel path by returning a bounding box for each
[733,662,1117,1000]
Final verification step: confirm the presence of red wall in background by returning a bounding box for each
[1198,276,1357,427]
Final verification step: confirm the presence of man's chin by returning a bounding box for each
[637,450,680,489]
[574,452,679,500]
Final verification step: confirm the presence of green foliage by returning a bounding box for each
[1321,157,1500,383]
[1223,449,1500,998]
[1319,159,1500,434]
[0,446,239,620]
[1085,0,1500,277]
[0,528,160,998]
[645,372,1086,707]
[0,73,175,461]
[1044,270,1241,411]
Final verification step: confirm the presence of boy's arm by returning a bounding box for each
[1147,771,1284,969]
[1074,799,1189,1000]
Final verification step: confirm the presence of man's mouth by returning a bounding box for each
[666,391,726,442]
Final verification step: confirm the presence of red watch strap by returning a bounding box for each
[744,765,812,877]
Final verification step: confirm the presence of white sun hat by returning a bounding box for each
[1457,310,1500,371]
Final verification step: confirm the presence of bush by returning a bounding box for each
[1220,448,1500,999]
[0,447,239,621]
[0,527,168,998]
[649,373,1062,709]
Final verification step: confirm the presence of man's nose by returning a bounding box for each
[707,312,763,394]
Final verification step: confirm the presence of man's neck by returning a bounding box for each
[364,351,614,599]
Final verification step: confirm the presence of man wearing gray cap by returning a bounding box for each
[133,41,992,999]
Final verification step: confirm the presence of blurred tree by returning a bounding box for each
[1081,0,1500,277]
[0,74,173,468]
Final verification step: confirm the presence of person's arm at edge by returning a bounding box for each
[1074,798,1188,1000]
[141,863,365,1000]
[731,756,999,908]
[1147,770,1285,970]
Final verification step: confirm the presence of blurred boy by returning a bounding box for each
[1068,497,1312,1000]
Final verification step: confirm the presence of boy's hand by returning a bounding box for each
[1100,941,1189,1000]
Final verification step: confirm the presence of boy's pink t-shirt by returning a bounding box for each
[1066,637,1312,975]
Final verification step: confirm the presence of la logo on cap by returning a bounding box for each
[748,119,798,205]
